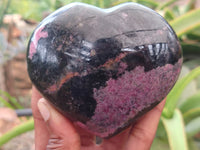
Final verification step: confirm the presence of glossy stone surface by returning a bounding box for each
[27,2,182,138]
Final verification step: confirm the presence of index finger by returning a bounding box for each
[31,86,50,150]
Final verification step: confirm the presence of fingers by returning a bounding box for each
[102,126,131,150]
[32,87,95,149]
[32,87,50,150]
[126,99,166,150]
[37,98,81,150]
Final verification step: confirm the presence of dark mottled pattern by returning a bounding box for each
[85,59,182,137]
[27,2,182,138]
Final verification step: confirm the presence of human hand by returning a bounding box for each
[32,86,166,150]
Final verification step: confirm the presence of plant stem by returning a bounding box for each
[161,109,188,150]
[0,118,34,146]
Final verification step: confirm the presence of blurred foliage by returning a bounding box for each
[0,0,200,149]
[0,90,24,109]
[0,0,11,27]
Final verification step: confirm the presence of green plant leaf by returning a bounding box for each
[104,0,113,8]
[179,92,200,113]
[183,23,200,37]
[183,0,196,13]
[0,0,12,27]
[151,137,169,150]
[111,0,129,6]
[161,109,188,150]
[155,121,168,140]
[136,0,159,9]
[111,0,158,8]
[181,43,200,56]
[186,32,200,41]
[188,138,200,150]
[171,5,181,17]
[162,67,200,118]
[164,9,175,21]
[185,117,200,138]
[5,93,23,109]
[177,66,198,106]
[0,90,23,109]
[170,8,200,37]
[190,24,200,35]
[183,107,200,123]
[0,96,13,108]
[158,0,177,10]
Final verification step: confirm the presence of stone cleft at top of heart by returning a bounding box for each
[27,2,182,138]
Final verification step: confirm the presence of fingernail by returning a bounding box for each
[38,98,50,122]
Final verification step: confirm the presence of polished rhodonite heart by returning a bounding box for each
[27,2,182,138]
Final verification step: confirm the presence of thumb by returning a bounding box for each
[37,98,81,150]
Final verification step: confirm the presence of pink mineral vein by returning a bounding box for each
[28,26,48,59]
[81,59,182,138]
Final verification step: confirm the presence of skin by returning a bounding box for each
[32,86,166,150]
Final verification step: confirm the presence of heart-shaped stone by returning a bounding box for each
[27,2,182,138]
